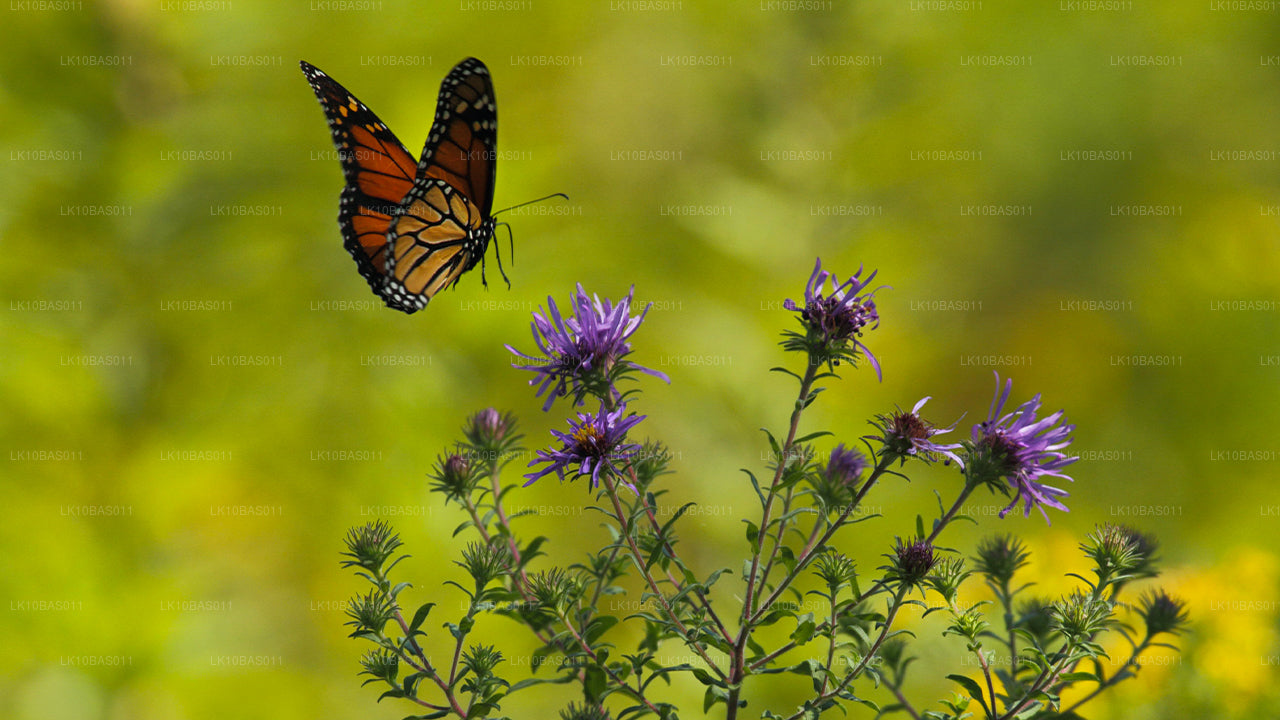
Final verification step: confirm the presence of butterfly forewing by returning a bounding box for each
[300,61,418,300]
[417,57,497,217]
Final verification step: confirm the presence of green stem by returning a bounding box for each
[629,467,735,646]
[550,602,670,718]
[755,484,797,606]
[750,453,894,626]
[997,654,1073,720]
[1059,637,1152,716]
[999,579,1017,676]
[781,585,910,720]
[602,472,729,682]
[743,360,820,621]
[886,681,922,720]
[973,646,998,720]
[386,610,469,716]
[730,359,821,720]
[819,588,838,695]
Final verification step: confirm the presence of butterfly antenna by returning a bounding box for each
[491,192,569,217]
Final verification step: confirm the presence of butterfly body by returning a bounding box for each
[301,58,499,314]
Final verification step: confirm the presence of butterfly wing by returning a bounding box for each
[417,57,497,218]
[379,57,500,312]
[383,178,488,313]
[300,61,417,303]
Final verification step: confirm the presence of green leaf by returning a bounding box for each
[762,428,782,462]
[691,668,721,687]
[844,696,880,713]
[377,688,406,702]
[507,673,577,692]
[585,615,619,644]
[770,366,803,382]
[402,671,426,697]
[740,469,767,506]
[945,674,991,717]
[703,568,730,590]
[778,545,797,574]
[702,684,731,713]
[1057,671,1100,684]
[916,514,925,539]
[790,613,817,644]
[408,603,435,632]
[583,664,607,703]
[794,431,834,444]
[519,536,548,569]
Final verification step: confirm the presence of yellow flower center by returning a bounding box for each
[572,423,603,448]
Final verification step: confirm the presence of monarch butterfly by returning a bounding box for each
[301,57,501,314]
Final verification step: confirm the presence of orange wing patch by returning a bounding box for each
[349,126,417,199]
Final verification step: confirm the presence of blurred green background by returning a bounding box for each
[2,1,1278,718]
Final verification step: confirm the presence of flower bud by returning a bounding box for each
[887,537,937,588]
[1138,589,1189,638]
[972,534,1030,586]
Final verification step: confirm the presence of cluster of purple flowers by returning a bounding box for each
[513,260,1077,522]
[508,285,663,489]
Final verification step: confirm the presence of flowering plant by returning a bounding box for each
[340,259,1187,720]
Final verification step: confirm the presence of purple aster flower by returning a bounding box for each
[783,257,885,378]
[970,373,1077,523]
[506,284,669,411]
[825,443,870,487]
[525,401,645,490]
[867,397,964,466]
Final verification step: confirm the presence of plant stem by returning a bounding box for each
[750,454,894,626]
[997,654,1072,720]
[602,472,729,682]
[387,609,469,716]
[755,484,797,606]
[630,465,734,646]
[998,578,1017,676]
[819,587,838,696]
[973,646,999,720]
[886,682,922,720]
[730,359,821,720]
[1059,637,1153,716]
[781,585,909,720]
[743,359,820,621]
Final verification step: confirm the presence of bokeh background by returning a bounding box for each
[2,1,1278,718]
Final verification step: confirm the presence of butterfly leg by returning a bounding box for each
[492,222,513,290]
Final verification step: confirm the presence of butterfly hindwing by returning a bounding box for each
[384,179,486,312]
